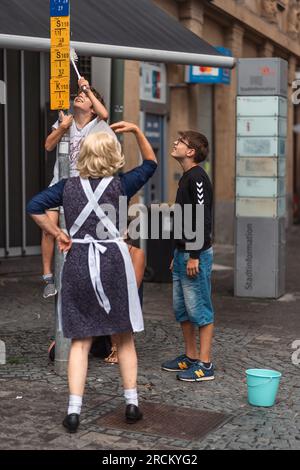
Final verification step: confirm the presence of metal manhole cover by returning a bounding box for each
[97,402,230,441]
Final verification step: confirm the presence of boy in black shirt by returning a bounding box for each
[161,131,215,382]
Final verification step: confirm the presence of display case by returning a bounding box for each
[237,117,287,138]
[236,136,286,158]
[236,177,285,198]
[236,197,286,218]
[236,157,285,178]
[237,96,287,117]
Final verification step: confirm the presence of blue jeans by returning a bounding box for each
[173,248,214,327]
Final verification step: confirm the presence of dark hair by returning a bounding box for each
[180,130,209,163]
[77,86,107,118]
[90,87,106,108]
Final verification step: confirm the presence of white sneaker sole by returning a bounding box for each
[43,289,58,299]
[177,376,215,382]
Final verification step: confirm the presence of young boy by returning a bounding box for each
[161,131,215,382]
[42,77,114,298]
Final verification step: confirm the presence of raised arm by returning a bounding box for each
[110,121,157,163]
[45,111,73,152]
[78,77,109,121]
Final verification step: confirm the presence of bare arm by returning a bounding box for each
[129,246,146,288]
[134,127,157,163]
[45,111,73,152]
[31,214,72,252]
[78,77,109,121]
[86,88,109,121]
[110,121,157,163]
[31,214,61,238]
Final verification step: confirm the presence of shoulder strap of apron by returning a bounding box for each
[69,177,116,238]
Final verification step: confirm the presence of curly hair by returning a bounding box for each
[77,132,125,178]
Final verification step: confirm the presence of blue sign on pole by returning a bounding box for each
[50,0,70,17]
[186,47,232,85]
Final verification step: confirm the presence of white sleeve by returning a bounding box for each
[49,158,59,187]
[52,120,59,131]
[91,120,118,141]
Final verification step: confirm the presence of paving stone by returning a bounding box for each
[1,227,300,450]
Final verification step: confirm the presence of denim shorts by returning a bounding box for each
[172,248,214,327]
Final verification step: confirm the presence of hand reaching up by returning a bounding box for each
[110,121,139,134]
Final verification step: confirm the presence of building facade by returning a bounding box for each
[1,0,300,257]
[122,0,300,243]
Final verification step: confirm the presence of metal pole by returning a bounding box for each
[20,50,26,256]
[0,340,6,365]
[0,34,237,68]
[54,132,71,375]
[110,59,124,123]
[0,74,6,361]
[53,0,72,375]
[39,52,47,187]
[3,50,9,256]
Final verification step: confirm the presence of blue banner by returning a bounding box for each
[186,47,232,85]
[50,0,70,17]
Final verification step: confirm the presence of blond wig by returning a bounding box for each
[77,132,125,178]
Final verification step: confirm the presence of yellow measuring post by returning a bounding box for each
[50,16,70,110]
[51,47,70,78]
[50,16,70,48]
[50,77,70,110]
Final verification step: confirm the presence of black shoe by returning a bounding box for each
[125,404,143,424]
[62,413,80,433]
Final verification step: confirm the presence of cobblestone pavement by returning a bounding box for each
[0,226,300,450]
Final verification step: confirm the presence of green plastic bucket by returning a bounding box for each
[246,369,282,407]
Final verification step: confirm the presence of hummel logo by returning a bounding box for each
[196,182,204,204]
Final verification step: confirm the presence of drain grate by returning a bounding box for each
[98,402,230,441]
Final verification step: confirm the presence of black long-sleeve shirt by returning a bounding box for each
[174,165,213,259]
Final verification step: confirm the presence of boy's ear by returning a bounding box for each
[187,148,196,159]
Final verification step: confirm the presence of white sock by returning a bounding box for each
[124,388,138,407]
[68,394,82,415]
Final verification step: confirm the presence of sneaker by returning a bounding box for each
[43,281,57,299]
[177,361,215,382]
[161,354,196,372]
